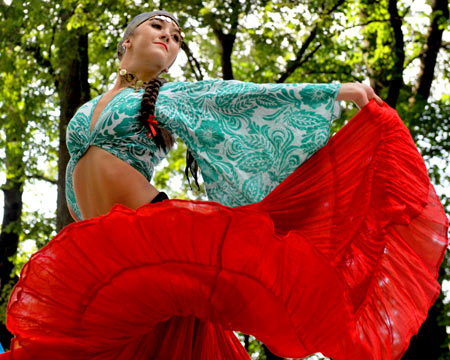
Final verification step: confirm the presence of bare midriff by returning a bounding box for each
[73,146,159,219]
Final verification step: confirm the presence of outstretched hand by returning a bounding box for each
[336,82,383,108]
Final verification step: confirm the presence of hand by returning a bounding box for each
[336,82,383,108]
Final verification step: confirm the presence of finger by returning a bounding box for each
[363,84,383,106]
[366,86,377,101]
[374,94,383,106]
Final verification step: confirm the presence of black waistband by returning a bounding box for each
[150,192,169,204]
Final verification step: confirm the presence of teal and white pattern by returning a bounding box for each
[66,80,340,219]
[156,80,341,207]
[66,88,167,220]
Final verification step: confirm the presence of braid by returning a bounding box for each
[185,149,200,190]
[138,77,200,190]
[138,77,175,151]
[180,41,201,190]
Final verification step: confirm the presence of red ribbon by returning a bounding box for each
[146,114,158,138]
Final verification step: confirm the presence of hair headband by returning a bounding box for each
[117,10,182,59]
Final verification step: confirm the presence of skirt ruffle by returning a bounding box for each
[2,101,448,360]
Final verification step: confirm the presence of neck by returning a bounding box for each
[119,58,160,83]
[112,68,158,92]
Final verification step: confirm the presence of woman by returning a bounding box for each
[65,10,380,221]
[66,11,182,221]
[1,10,447,360]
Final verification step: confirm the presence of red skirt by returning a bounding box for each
[1,101,448,360]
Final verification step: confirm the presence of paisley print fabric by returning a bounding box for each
[156,80,341,207]
[66,88,167,220]
[66,80,340,219]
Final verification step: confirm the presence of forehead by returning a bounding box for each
[148,16,181,32]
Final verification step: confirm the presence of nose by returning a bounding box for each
[159,30,171,43]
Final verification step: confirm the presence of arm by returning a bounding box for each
[337,83,383,108]
[68,204,81,222]
[157,80,342,206]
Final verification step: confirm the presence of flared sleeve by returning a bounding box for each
[156,80,341,206]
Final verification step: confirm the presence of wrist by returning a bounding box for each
[337,83,366,108]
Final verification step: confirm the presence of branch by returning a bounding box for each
[404,52,424,70]
[400,3,413,19]
[303,69,355,78]
[344,19,390,30]
[47,24,56,74]
[277,43,322,83]
[24,40,58,88]
[277,28,318,83]
[27,174,57,185]
[182,42,204,81]
[277,0,348,83]
[322,0,348,16]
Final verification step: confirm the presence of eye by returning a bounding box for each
[172,34,180,43]
[151,23,162,29]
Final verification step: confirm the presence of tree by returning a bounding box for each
[0,0,60,346]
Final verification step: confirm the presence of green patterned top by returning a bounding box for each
[156,80,341,207]
[66,80,340,220]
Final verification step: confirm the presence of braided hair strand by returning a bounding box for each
[137,77,175,152]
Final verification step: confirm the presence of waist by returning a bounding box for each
[72,146,158,219]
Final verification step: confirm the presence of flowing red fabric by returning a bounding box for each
[1,101,448,360]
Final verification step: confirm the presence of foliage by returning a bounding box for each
[414,100,450,211]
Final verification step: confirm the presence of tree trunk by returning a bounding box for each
[214,29,236,80]
[386,0,405,108]
[360,0,389,94]
[55,19,90,231]
[0,180,22,284]
[408,0,449,127]
[413,0,449,102]
[210,0,241,81]
[263,344,283,360]
[243,334,249,352]
[0,178,22,348]
[0,136,24,347]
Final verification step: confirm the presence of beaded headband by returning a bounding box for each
[117,11,183,59]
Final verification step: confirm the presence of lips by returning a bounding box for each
[154,42,168,51]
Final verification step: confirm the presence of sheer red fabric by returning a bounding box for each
[1,101,447,360]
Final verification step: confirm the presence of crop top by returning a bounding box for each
[66,80,341,220]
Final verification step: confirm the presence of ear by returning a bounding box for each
[122,38,132,49]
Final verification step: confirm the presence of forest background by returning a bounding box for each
[0,0,449,359]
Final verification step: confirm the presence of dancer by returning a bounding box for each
[1,10,447,360]
[65,11,380,222]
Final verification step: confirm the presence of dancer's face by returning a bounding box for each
[122,16,182,74]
